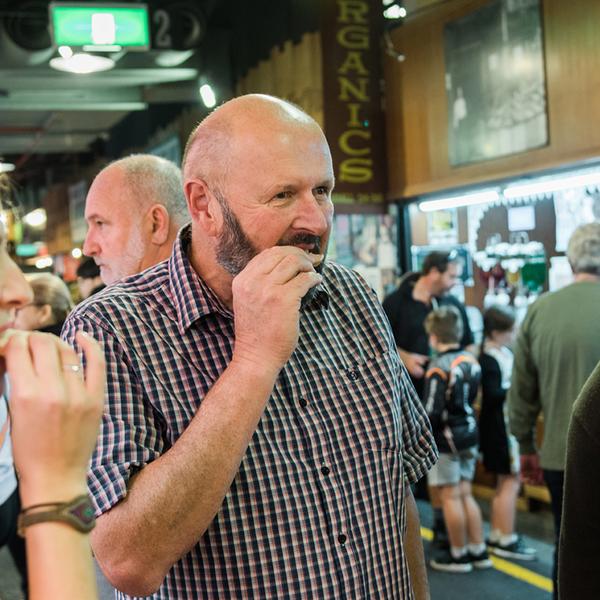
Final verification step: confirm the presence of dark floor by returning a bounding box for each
[0,547,23,600]
[421,497,555,600]
[1,498,556,600]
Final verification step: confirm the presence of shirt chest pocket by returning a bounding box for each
[306,350,402,453]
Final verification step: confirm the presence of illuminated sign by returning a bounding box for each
[49,3,150,50]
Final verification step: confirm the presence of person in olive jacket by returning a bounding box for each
[558,359,600,600]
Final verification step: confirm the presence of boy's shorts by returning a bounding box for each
[427,446,478,487]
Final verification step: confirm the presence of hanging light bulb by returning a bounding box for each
[199,83,217,108]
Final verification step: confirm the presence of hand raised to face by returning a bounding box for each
[231,246,323,373]
[2,329,105,504]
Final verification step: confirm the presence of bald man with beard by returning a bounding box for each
[62,95,437,600]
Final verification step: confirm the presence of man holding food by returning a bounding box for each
[63,94,437,600]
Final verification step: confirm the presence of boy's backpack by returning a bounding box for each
[440,354,480,453]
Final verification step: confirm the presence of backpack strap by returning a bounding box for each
[449,354,478,370]
[425,366,448,380]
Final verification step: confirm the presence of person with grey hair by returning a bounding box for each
[83,154,189,286]
[14,273,74,336]
[565,221,600,274]
[508,221,600,598]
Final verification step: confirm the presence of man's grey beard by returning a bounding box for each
[214,190,325,307]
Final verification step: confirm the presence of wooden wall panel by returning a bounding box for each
[385,0,600,198]
[236,33,324,126]
[43,184,72,255]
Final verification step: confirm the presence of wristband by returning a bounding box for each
[18,494,96,537]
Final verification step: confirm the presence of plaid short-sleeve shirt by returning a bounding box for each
[63,227,437,599]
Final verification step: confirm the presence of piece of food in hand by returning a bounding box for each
[307,252,324,268]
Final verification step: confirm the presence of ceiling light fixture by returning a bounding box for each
[155,50,195,68]
[384,4,406,19]
[35,257,54,270]
[58,45,73,59]
[199,83,217,108]
[23,208,47,228]
[71,248,83,259]
[503,171,600,199]
[83,44,122,53]
[49,52,115,74]
[419,190,500,212]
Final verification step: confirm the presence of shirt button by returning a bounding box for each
[321,465,330,476]
[299,397,307,408]
[347,368,359,381]
[338,534,347,545]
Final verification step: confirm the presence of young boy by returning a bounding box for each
[424,306,492,573]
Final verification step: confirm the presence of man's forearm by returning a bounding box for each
[92,358,279,596]
[404,485,430,600]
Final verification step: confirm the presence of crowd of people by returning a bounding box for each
[384,250,538,575]
[0,94,598,600]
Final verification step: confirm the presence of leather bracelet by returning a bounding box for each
[17,494,96,537]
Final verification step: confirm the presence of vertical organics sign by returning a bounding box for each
[321,0,386,203]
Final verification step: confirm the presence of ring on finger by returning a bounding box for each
[63,363,82,374]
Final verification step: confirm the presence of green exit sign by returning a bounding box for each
[49,3,150,50]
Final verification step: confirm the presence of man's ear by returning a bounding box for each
[148,204,170,245]
[38,303,53,326]
[184,178,222,237]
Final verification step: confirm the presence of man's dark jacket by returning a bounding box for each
[382,272,474,400]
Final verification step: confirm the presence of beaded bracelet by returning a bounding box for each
[17,494,96,537]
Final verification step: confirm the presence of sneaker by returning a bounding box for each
[430,550,473,573]
[468,549,493,569]
[488,536,537,561]
[431,526,450,552]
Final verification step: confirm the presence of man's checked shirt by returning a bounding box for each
[63,227,437,599]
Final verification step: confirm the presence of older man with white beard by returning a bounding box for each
[83,154,189,286]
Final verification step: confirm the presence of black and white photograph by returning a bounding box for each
[444,0,548,166]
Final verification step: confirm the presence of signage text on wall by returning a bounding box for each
[320,0,387,204]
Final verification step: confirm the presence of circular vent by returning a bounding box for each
[3,1,51,51]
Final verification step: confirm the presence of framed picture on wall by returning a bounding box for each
[444,0,548,166]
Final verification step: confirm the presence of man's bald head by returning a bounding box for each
[182,94,325,192]
[182,93,334,307]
